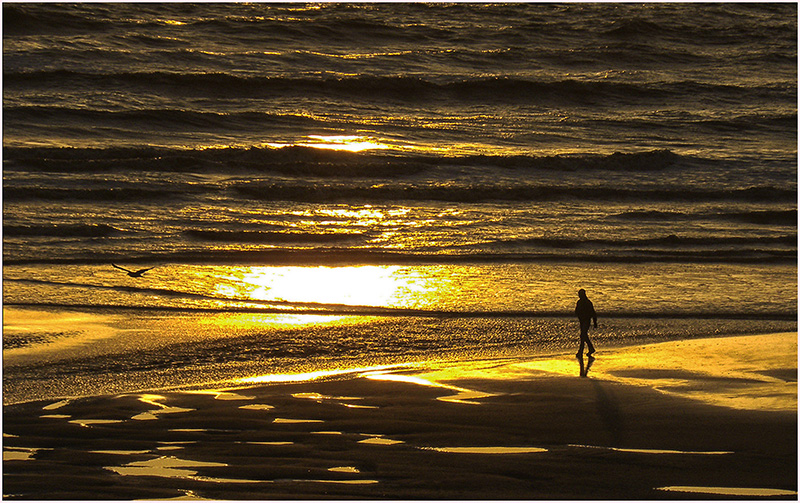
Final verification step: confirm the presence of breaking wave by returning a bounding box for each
[231,183,794,204]
[4,223,126,237]
[184,229,365,244]
[3,146,682,175]
[5,71,793,105]
[613,209,797,226]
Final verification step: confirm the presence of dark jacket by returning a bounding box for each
[575,298,597,323]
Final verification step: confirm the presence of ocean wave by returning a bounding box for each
[721,210,798,226]
[182,229,799,249]
[232,183,795,204]
[497,234,797,249]
[495,149,680,171]
[5,70,791,105]
[184,229,365,244]
[587,113,798,135]
[188,11,438,43]
[614,209,797,226]
[8,105,793,139]
[3,146,682,176]
[3,145,431,178]
[6,3,793,45]
[2,4,109,35]
[2,106,327,132]
[3,186,200,202]
[3,247,796,267]
[614,210,693,221]
[3,224,125,238]
[10,179,788,205]
[695,114,798,132]
[603,18,663,38]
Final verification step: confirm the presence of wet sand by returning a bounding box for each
[3,332,797,500]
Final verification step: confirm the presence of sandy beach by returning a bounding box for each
[3,332,797,500]
[5,4,796,500]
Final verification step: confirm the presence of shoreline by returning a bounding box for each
[3,332,797,499]
[4,303,796,406]
[5,300,797,321]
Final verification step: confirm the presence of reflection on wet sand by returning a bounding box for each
[132,394,195,420]
[231,332,796,412]
[292,392,379,409]
[578,354,594,377]
[169,428,237,433]
[159,489,209,501]
[292,392,363,401]
[571,444,732,455]
[238,403,274,410]
[3,447,47,461]
[657,486,797,497]
[237,363,414,385]
[511,333,797,411]
[92,449,152,455]
[358,436,404,446]
[243,441,293,446]
[106,455,260,484]
[274,418,324,424]
[422,446,547,454]
[329,466,360,473]
[363,371,497,405]
[68,419,123,427]
[297,479,380,485]
[42,399,70,410]
[185,390,255,401]
[5,333,793,500]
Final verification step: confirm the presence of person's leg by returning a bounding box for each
[577,319,590,356]
[585,334,595,356]
[580,319,596,356]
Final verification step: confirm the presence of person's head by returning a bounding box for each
[578,288,587,299]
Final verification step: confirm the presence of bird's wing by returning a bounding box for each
[135,267,155,274]
[112,263,134,273]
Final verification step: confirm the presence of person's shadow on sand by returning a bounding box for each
[578,354,595,377]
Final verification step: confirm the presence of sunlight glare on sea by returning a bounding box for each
[261,134,516,155]
[265,135,391,152]
[213,265,444,309]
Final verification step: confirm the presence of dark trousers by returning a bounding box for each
[578,318,595,355]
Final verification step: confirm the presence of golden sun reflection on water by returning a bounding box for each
[261,134,498,155]
[215,265,439,309]
[266,135,390,152]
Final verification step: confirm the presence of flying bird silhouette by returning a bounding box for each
[112,263,155,278]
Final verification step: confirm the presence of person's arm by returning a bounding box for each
[592,304,598,327]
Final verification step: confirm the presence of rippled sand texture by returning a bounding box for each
[3,333,796,500]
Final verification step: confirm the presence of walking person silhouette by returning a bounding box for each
[575,289,597,358]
